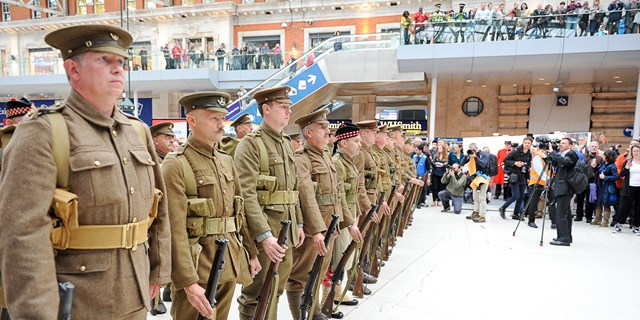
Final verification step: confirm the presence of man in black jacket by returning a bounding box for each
[547,138,579,246]
[499,137,532,220]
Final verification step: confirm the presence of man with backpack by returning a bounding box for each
[499,137,533,220]
[461,143,490,223]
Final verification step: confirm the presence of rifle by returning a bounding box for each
[369,185,397,278]
[253,220,291,320]
[397,182,418,237]
[320,204,378,316]
[299,214,340,320]
[197,239,228,320]
[389,179,412,244]
[58,282,75,320]
[352,191,386,298]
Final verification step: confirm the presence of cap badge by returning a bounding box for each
[217,97,227,107]
[110,33,119,41]
[85,41,92,47]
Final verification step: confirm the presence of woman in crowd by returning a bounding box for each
[578,1,591,36]
[449,143,464,165]
[594,150,619,228]
[401,11,413,45]
[431,145,449,207]
[517,3,532,38]
[613,145,640,233]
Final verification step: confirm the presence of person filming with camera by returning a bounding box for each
[461,143,490,223]
[546,137,579,246]
[499,137,533,220]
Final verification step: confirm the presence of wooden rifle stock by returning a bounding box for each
[299,214,340,320]
[197,239,228,320]
[370,185,397,278]
[398,183,419,237]
[390,179,412,240]
[320,204,378,316]
[352,191,386,298]
[253,220,291,320]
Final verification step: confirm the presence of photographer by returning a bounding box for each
[547,137,579,246]
[524,140,557,228]
[499,137,533,220]
[461,143,490,223]
[438,163,468,214]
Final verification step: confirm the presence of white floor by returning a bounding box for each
[149,200,640,320]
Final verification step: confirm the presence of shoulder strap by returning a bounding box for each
[254,130,270,176]
[129,119,149,146]
[176,154,197,199]
[45,113,70,189]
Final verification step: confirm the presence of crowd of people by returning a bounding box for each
[401,0,640,44]
[407,133,640,246]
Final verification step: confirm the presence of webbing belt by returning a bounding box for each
[51,217,151,251]
[258,190,299,205]
[345,193,358,204]
[188,216,238,235]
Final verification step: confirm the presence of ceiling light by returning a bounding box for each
[538,78,544,81]
[545,83,550,85]
[613,76,620,79]
[466,79,472,83]
[616,80,623,83]
[481,84,487,88]
[513,84,517,87]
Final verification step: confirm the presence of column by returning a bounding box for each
[635,72,640,139]
[351,95,376,123]
[429,74,437,142]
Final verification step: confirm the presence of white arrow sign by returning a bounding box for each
[307,74,317,85]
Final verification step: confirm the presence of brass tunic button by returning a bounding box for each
[222,189,226,194]
[79,265,86,272]
[198,180,204,185]
[123,157,128,165]
[130,187,135,195]
[225,206,228,212]
[112,130,118,137]
[148,158,153,164]
[94,160,101,167]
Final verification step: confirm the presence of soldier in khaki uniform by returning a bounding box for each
[0,25,171,319]
[162,92,260,320]
[354,121,385,216]
[150,122,177,163]
[287,109,353,320]
[235,86,305,320]
[284,124,303,152]
[389,125,422,187]
[325,123,365,317]
[220,113,253,157]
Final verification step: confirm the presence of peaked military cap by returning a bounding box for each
[45,24,133,60]
[179,91,231,114]
[335,123,360,142]
[435,3,442,7]
[283,124,301,137]
[5,97,36,119]
[459,3,466,7]
[356,120,379,131]
[253,86,293,105]
[150,122,175,137]
[377,124,389,133]
[388,124,403,132]
[230,113,253,127]
[295,109,329,129]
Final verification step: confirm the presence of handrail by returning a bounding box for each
[226,32,400,119]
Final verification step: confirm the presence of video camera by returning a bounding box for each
[535,136,560,152]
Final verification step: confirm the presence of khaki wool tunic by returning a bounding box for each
[354,143,380,206]
[161,136,256,320]
[219,136,240,158]
[0,90,171,319]
[372,144,392,195]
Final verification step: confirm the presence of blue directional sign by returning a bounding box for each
[226,63,328,125]
[623,125,634,138]
[283,63,328,105]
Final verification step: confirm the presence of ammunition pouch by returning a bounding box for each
[316,193,339,206]
[188,237,203,270]
[187,198,215,217]
[343,183,357,204]
[50,188,162,251]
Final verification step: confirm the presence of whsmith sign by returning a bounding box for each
[328,120,427,131]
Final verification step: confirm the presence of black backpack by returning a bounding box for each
[567,159,589,194]
[486,153,499,177]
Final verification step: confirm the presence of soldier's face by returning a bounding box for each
[66,51,126,101]
[190,109,226,144]
[360,129,376,145]
[264,101,291,128]
[306,123,329,149]
[236,122,253,137]
[154,134,175,156]
[376,132,388,145]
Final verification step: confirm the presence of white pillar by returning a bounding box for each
[635,72,640,139]
[133,90,139,118]
[429,74,437,142]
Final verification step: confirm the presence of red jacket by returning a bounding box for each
[493,147,511,184]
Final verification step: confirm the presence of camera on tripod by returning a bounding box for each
[535,136,560,152]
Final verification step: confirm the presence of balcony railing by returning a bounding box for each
[402,8,638,44]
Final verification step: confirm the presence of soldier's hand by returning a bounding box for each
[249,256,262,278]
[312,232,327,256]
[395,192,405,204]
[295,227,305,248]
[149,284,161,300]
[348,225,363,243]
[381,201,391,216]
[398,185,405,193]
[261,236,286,263]
[185,283,214,319]
[411,178,422,185]
[372,211,380,224]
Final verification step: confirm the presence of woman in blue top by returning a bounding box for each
[594,150,619,227]
[449,143,464,165]
[431,145,449,206]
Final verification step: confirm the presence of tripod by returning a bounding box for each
[512,157,556,246]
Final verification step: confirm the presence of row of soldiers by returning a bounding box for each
[149,85,425,320]
[0,24,425,320]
